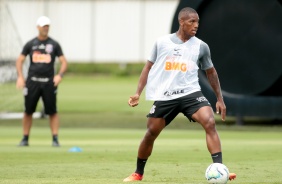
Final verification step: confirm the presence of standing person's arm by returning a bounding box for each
[53,55,67,86]
[128,61,153,107]
[205,67,226,121]
[16,54,27,89]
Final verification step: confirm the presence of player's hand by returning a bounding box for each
[128,94,140,107]
[53,74,62,86]
[16,76,25,89]
[216,99,226,121]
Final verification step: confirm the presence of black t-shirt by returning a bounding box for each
[21,37,63,78]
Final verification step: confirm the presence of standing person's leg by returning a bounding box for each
[19,80,40,146]
[49,113,59,135]
[22,113,33,135]
[42,82,60,146]
[49,113,60,146]
[123,117,166,182]
[18,113,33,146]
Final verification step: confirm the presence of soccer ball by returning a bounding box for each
[205,163,229,184]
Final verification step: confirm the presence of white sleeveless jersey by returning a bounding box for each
[146,34,213,101]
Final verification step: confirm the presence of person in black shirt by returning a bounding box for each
[16,16,67,147]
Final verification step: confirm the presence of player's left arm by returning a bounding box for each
[205,67,226,121]
[53,55,68,86]
[199,41,226,121]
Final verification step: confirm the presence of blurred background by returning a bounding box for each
[0,0,282,126]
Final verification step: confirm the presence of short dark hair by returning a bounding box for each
[178,7,197,21]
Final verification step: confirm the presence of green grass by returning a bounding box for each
[57,74,151,113]
[1,74,282,183]
[0,127,282,184]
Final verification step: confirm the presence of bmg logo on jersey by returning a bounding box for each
[164,56,196,72]
[165,61,187,72]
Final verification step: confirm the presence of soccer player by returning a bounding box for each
[123,7,236,182]
[16,16,67,147]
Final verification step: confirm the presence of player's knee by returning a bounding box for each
[147,128,159,138]
[203,116,216,131]
[144,127,162,142]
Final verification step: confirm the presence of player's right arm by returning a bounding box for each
[16,54,26,89]
[129,41,157,107]
[128,61,153,107]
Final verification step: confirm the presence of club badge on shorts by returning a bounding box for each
[149,105,156,114]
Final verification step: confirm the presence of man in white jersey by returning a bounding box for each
[123,7,236,182]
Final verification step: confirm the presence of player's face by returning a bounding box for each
[37,25,49,38]
[182,13,199,37]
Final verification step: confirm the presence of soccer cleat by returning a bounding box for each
[123,173,143,182]
[52,140,60,147]
[18,140,29,146]
[229,173,237,180]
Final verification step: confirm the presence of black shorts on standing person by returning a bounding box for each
[24,77,57,115]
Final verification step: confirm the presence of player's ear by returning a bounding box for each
[178,18,184,26]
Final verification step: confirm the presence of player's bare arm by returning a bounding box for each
[16,54,26,89]
[205,67,226,121]
[128,61,153,107]
[53,55,68,86]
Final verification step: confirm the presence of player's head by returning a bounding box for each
[36,16,50,38]
[178,7,199,37]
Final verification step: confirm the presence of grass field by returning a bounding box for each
[1,75,282,183]
[0,127,282,184]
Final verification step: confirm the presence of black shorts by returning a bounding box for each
[24,77,57,115]
[147,91,211,125]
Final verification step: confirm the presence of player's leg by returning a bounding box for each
[179,92,221,161]
[123,117,166,182]
[124,100,179,182]
[19,80,41,146]
[138,117,166,158]
[137,117,166,167]
[191,100,236,180]
[42,82,60,146]
[192,106,222,158]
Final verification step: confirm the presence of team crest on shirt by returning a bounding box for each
[45,44,53,53]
